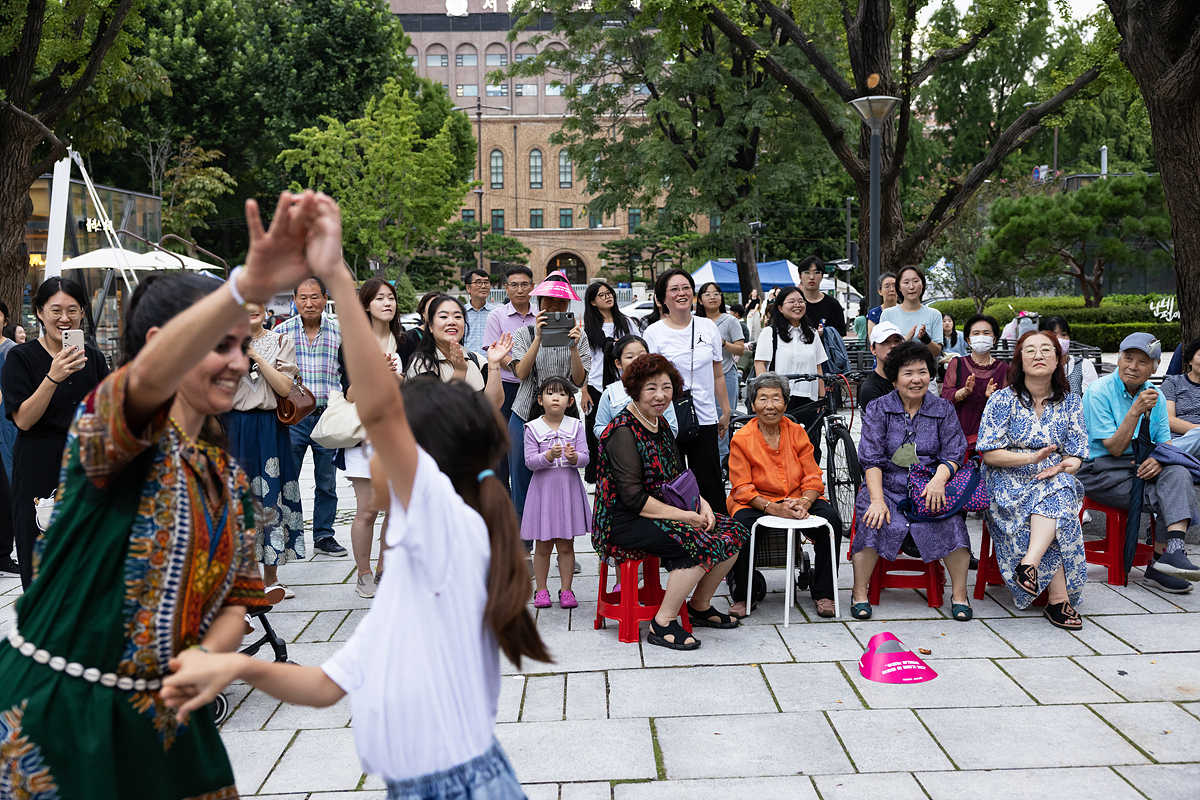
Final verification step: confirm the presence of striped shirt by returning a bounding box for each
[510,324,591,421]
[274,314,342,406]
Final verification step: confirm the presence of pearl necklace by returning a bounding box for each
[628,402,659,432]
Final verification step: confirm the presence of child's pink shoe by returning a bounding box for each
[533,590,552,608]
[558,589,578,609]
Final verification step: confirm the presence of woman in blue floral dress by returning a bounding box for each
[977,330,1089,629]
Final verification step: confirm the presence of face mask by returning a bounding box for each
[1059,337,1070,354]
[969,335,993,353]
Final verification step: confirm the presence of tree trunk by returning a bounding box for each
[0,121,37,321]
[733,234,761,303]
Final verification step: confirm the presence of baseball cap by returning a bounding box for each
[1119,332,1162,360]
[870,321,904,345]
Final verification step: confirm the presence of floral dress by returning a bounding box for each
[592,409,747,568]
[977,387,1089,608]
[0,367,269,799]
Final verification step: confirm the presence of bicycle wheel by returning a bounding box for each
[826,424,861,538]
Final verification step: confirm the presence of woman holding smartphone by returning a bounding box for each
[1,277,108,588]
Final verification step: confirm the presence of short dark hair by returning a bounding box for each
[621,353,683,400]
[878,271,898,289]
[505,265,533,282]
[653,268,695,305]
[294,276,327,297]
[883,340,936,383]
[1038,315,1071,337]
[466,269,491,285]
[896,265,927,295]
[963,313,1000,340]
[0,301,8,326]
[798,255,823,273]
[1183,337,1200,369]
[730,303,745,316]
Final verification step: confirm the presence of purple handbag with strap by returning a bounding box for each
[662,469,701,512]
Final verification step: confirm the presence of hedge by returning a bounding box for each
[931,294,1174,328]
[1065,323,1180,352]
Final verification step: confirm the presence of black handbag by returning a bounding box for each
[672,322,702,443]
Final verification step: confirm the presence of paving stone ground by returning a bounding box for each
[3,408,1198,799]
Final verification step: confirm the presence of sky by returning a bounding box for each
[921,0,1104,23]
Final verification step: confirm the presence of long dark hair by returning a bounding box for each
[695,281,726,316]
[530,375,580,420]
[358,278,406,349]
[943,313,958,347]
[1008,330,1068,408]
[603,333,648,386]
[768,286,815,344]
[583,280,631,351]
[401,376,551,668]
[409,294,467,376]
[34,276,93,337]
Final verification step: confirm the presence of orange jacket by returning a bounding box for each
[727,416,825,515]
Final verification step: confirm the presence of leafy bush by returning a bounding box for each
[394,273,417,313]
[1069,323,1180,352]
[932,294,1175,328]
[928,299,976,322]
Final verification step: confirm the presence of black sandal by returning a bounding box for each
[687,603,739,629]
[646,619,701,650]
[1044,601,1083,630]
[1015,563,1040,595]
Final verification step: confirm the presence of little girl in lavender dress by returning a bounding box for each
[522,375,591,609]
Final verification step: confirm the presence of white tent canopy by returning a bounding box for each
[61,247,225,273]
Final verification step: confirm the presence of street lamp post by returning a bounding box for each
[454,96,511,277]
[849,95,899,311]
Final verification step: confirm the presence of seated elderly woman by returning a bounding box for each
[593,353,749,650]
[726,372,841,619]
[720,374,844,618]
[977,330,1089,629]
[851,341,973,621]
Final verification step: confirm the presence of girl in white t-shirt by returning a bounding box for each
[754,286,827,401]
[162,195,550,799]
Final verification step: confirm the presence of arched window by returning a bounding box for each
[490,149,504,189]
[426,44,448,68]
[529,149,543,189]
[558,150,573,188]
[456,44,478,67]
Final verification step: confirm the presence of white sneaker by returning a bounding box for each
[356,572,377,599]
[280,582,296,599]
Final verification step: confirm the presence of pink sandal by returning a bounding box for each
[533,590,552,608]
[558,589,578,609]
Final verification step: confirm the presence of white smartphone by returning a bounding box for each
[61,329,85,351]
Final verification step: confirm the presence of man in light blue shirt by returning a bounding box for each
[1079,332,1200,589]
[463,268,496,358]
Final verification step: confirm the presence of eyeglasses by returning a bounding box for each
[44,306,82,319]
[506,282,532,290]
[595,290,614,299]
[1022,346,1058,357]
[469,279,492,287]
[667,286,692,296]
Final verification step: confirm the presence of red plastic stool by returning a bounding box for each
[1081,497,1155,585]
[867,555,945,607]
[594,556,693,643]
[974,519,1048,606]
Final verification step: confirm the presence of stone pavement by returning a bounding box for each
[2,457,1199,800]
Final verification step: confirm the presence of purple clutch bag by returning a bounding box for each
[662,469,701,512]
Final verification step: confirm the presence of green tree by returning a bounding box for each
[393,273,417,313]
[979,174,1172,307]
[0,0,166,313]
[160,137,236,245]
[278,79,469,274]
[422,221,531,282]
[926,179,1022,311]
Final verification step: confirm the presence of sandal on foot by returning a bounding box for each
[951,603,973,621]
[1044,601,1083,630]
[686,603,739,629]
[727,606,750,620]
[558,589,578,609]
[815,598,836,618]
[533,590,551,608]
[646,619,700,650]
[850,602,872,620]
[1015,563,1040,595]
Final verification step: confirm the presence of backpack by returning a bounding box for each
[820,325,850,375]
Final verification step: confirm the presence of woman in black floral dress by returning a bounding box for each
[594,354,748,650]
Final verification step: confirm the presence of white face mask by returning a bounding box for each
[1058,337,1070,354]
[969,334,994,353]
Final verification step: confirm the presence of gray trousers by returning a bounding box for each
[1077,456,1200,533]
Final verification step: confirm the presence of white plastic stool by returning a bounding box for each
[746,515,839,625]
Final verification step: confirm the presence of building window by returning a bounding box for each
[545,82,564,96]
[456,51,477,67]
[491,209,505,234]
[515,83,538,97]
[485,52,508,67]
[462,209,476,223]
[628,208,641,233]
[529,149,543,189]
[490,149,504,189]
[427,52,448,67]
[589,212,602,229]
[514,51,535,63]
[559,208,573,228]
[485,84,508,97]
[709,214,722,232]
[408,50,419,67]
[529,209,544,228]
[633,83,650,95]
[456,84,478,97]
[558,151,573,188]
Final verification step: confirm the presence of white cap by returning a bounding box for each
[870,321,904,345]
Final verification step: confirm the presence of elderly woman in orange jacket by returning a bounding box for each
[726,372,841,618]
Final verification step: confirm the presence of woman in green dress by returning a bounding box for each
[0,193,319,799]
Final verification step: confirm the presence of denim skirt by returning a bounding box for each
[385,740,525,800]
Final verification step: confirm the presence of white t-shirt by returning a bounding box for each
[587,321,615,391]
[644,317,724,424]
[322,448,498,781]
[754,326,828,400]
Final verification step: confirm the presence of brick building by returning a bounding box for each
[391,0,697,282]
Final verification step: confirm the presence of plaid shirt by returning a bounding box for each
[274,314,342,406]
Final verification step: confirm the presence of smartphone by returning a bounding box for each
[541,311,576,348]
[61,329,85,352]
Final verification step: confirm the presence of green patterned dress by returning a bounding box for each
[0,366,269,799]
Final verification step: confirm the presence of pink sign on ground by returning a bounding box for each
[858,631,938,684]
